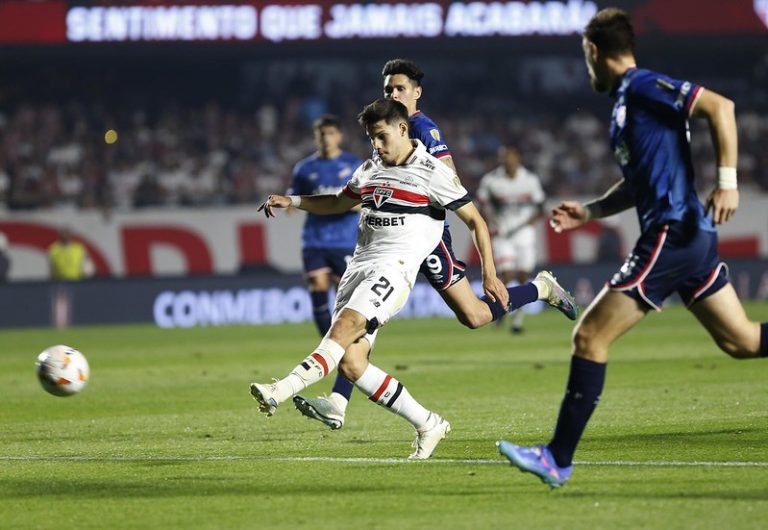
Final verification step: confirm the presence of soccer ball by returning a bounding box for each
[35,345,90,397]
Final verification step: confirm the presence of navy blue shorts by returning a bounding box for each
[608,222,729,311]
[302,248,354,279]
[419,226,467,291]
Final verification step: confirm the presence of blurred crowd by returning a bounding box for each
[3,99,768,212]
[2,51,768,211]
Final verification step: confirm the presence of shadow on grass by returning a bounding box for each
[591,426,766,443]
[0,478,390,499]
[560,486,768,502]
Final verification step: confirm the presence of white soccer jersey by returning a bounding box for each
[476,165,545,237]
[340,140,470,283]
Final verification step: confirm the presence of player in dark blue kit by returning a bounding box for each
[498,8,768,488]
[288,115,362,338]
[293,59,579,430]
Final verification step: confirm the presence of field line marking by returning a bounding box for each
[1,455,767,467]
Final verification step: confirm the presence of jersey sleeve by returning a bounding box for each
[629,72,703,118]
[339,161,366,200]
[414,118,451,159]
[428,163,471,210]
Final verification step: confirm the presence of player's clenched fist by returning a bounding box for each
[258,194,292,218]
[550,201,589,233]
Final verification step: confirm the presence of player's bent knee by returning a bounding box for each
[328,311,367,348]
[571,324,606,362]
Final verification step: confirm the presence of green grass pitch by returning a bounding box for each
[1,303,767,529]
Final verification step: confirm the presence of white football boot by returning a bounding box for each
[293,394,345,430]
[534,270,579,320]
[249,382,279,417]
[408,414,451,459]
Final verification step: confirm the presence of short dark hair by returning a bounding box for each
[381,58,424,86]
[313,114,342,131]
[584,8,635,57]
[357,98,409,129]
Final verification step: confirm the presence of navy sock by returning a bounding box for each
[760,323,768,357]
[481,296,507,322]
[507,283,539,311]
[481,283,539,322]
[310,290,332,337]
[547,356,606,468]
[331,373,355,400]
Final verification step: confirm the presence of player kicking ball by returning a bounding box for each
[294,59,579,432]
[498,8,768,488]
[250,98,509,459]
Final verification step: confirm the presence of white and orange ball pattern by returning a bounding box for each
[36,345,90,397]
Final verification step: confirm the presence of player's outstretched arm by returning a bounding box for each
[258,193,359,218]
[454,202,509,307]
[691,89,739,224]
[550,180,632,233]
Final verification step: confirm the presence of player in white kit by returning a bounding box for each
[477,146,546,333]
[250,98,507,459]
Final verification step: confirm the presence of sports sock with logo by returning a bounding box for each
[354,363,433,431]
[272,337,345,403]
[310,290,332,336]
[547,356,606,468]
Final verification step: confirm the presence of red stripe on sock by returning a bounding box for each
[310,352,329,377]
[370,374,392,402]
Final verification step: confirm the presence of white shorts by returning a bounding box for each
[493,226,537,273]
[332,260,413,349]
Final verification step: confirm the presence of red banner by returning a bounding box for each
[0,1,67,44]
[0,0,765,45]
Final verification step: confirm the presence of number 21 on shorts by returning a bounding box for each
[370,276,394,301]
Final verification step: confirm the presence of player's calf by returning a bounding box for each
[571,324,611,363]
[354,363,449,458]
[712,322,765,359]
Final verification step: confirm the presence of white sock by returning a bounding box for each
[354,363,435,431]
[328,392,349,412]
[273,338,345,403]
[532,279,549,300]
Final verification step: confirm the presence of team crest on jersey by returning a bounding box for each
[675,82,691,110]
[429,129,441,141]
[372,187,393,208]
[339,166,351,179]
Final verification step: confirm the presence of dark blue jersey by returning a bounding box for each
[409,111,451,159]
[288,151,362,250]
[409,111,452,228]
[610,67,713,234]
